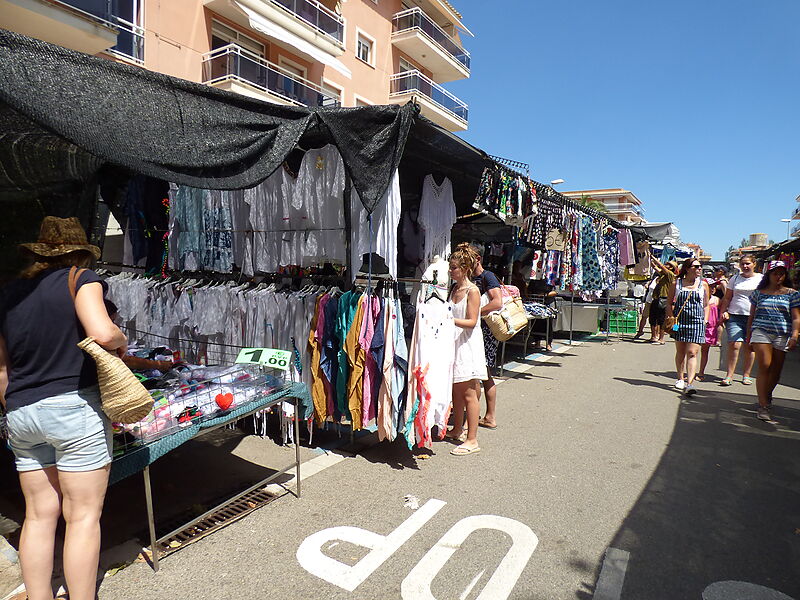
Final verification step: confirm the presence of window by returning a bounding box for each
[398,58,415,73]
[356,32,373,65]
[354,95,373,107]
[211,20,265,56]
[321,80,343,107]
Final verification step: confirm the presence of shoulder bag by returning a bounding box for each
[483,285,529,342]
[664,289,691,336]
[69,267,154,424]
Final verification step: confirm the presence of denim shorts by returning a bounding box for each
[750,328,789,351]
[725,314,749,343]
[7,387,112,473]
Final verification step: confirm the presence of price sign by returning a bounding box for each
[235,347,292,371]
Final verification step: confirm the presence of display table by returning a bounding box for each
[111,381,310,571]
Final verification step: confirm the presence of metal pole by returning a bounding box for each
[605,292,611,344]
[143,466,159,572]
[569,291,575,345]
[343,173,353,287]
[294,397,302,498]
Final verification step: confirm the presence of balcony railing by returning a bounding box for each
[56,0,144,62]
[792,205,800,219]
[791,222,800,237]
[269,0,344,44]
[390,70,467,123]
[392,8,469,70]
[202,44,340,108]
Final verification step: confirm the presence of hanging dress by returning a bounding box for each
[674,278,706,344]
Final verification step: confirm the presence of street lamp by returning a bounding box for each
[550,179,565,186]
[781,218,791,238]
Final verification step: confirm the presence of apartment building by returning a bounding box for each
[790,194,800,239]
[0,0,471,131]
[560,188,645,223]
[685,243,712,263]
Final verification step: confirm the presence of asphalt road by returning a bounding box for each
[92,337,800,600]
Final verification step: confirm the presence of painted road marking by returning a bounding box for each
[296,499,446,592]
[702,581,796,600]
[401,514,538,600]
[593,547,630,600]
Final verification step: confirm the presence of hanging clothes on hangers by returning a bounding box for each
[350,170,402,281]
[419,174,457,265]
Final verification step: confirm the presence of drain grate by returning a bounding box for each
[155,488,277,556]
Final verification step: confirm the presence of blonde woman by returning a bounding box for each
[447,243,487,456]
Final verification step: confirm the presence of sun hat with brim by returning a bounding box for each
[19,216,101,260]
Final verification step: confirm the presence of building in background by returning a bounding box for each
[560,188,645,223]
[791,194,800,238]
[728,233,771,264]
[0,0,471,131]
[685,243,712,263]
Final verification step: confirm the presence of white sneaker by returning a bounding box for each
[684,385,697,396]
[675,379,686,390]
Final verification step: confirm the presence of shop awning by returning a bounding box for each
[0,28,409,214]
[233,1,352,79]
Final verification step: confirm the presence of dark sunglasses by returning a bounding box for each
[691,264,702,268]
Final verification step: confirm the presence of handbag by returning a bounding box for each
[664,293,691,336]
[484,296,529,342]
[68,267,154,424]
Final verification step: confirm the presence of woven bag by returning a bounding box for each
[483,296,529,342]
[69,268,154,424]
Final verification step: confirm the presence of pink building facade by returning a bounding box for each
[0,0,471,131]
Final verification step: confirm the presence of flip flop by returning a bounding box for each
[445,431,467,443]
[450,445,481,456]
[742,377,754,385]
[720,377,732,386]
[478,418,497,430]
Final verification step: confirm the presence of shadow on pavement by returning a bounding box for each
[600,385,800,599]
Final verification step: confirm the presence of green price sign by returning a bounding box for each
[235,347,292,371]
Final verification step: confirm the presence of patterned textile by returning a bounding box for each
[580,216,604,291]
[481,321,500,368]
[600,228,620,290]
[546,250,562,288]
[675,279,706,344]
[570,217,583,290]
[528,196,563,248]
[559,212,574,291]
[202,191,234,272]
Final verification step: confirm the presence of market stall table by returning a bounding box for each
[110,381,310,572]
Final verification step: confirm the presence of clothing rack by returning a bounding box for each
[488,154,530,177]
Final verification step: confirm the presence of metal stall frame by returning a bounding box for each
[137,393,302,572]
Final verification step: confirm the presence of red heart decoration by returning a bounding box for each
[215,393,234,411]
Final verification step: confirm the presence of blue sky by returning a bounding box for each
[447,0,799,260]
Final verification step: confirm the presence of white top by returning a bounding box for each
[727,272,763,315]
[350,169,401,281]
[450,289,488,384]
[419,175,456,265]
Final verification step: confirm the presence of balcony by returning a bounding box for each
[792,223,800,238]
[391,8,469,82]
[389,70,467,132]
[0,0,118,55]
[202,44,340,108]
[792,205,800,220]
[205,0,345,62]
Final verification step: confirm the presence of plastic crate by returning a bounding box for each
[600,310,638,333]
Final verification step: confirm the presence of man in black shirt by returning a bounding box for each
[472,251,503,429]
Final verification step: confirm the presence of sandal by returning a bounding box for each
[445,431,467,443]
[695,374,704,381]
[742,376,754,385]
[720,377,732,386]
[478,418,497,430]
[450,445,481,456]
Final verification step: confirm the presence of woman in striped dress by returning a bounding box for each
[666,258,710,395]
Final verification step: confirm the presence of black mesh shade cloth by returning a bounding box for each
[0,28,414,214]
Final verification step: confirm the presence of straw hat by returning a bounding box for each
[20,216,101,260]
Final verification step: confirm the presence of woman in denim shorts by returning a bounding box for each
[0,217,128,600]
[747,261,800,422]
[719,255,762,386]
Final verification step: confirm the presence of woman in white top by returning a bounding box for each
[718,255,762,386]
[447,243,487,456]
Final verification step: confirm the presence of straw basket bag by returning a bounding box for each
[69,267,153,424]
[483,296,529,342]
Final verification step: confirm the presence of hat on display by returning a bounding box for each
[765,260,787,273]
[19,216,101,260]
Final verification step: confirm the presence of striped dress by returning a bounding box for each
[675,278,706,344]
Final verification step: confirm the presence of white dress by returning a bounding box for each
[450,289,488,383]
[419,174,456,265]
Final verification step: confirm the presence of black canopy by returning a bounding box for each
[0,28,414,214]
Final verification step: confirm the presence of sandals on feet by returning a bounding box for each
[478,418,497,430]
[720,377,732,386]
[451,445,481,456]
[742,376,754,385]
[446,431,467,443]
